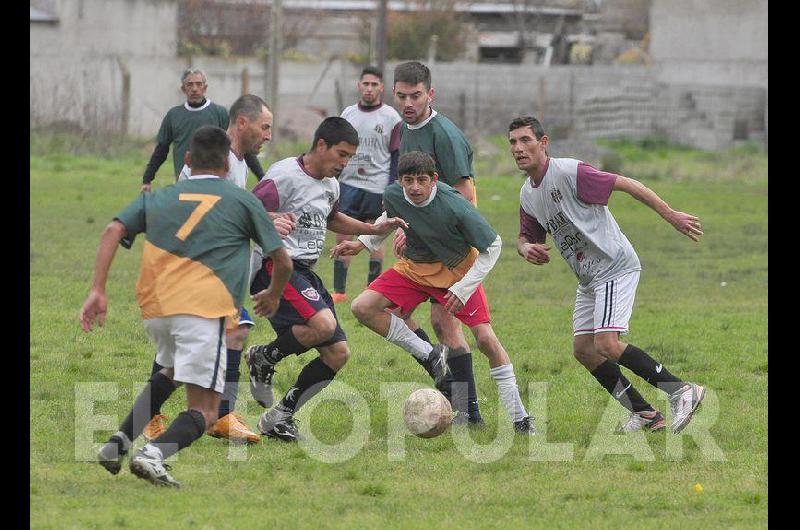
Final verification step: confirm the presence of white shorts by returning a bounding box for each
[144,315,227,393]
[573,270,640,336]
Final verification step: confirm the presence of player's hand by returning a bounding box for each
[251,288,280,318]
[372,216,408,235]
[393,228,407,258]
[520,243,551,265]
[666,210,703,242]
[272,216,296,237]
[79,289,108,332]
[443,291,465,315]
[141,183,152,193]
[330,240,365,259]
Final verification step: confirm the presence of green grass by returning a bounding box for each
[30,136,768,528]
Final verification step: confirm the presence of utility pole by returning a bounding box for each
[267,0,282,150]
[377,0,387,73]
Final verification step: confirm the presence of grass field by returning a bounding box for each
[30,134,768,529]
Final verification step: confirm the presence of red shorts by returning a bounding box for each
[369,268,491,327]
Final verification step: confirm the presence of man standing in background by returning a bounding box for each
[140,68,266,192]
[332,66,402,304]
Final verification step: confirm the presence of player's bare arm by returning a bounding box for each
[327,211,408,235]
[451,177,476,205]
[516,236,551,265]
[251,246,293,318]
[80,220,128,332]
[330,240,367,259]
[613,176,704,242]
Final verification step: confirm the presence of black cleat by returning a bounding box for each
[258,409,303,442]
[246,344,278,408]
[422,344,450,391]
[97,440,126,475]
[513,416,536,435]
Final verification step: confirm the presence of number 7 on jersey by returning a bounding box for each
[175,193,222,240]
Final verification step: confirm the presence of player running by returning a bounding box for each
[510,115,706,433]
[332,151,536,435]
[245,117,409,442]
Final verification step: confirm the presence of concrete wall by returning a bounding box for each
[30,0,767,150]
[650,0,768,89]
[30,0,183,136]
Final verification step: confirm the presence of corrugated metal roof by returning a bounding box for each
[478,31,522,48]
[275,1,582,15]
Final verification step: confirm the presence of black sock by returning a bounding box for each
[413,327,431,344]
[262,328,310,365]
[367,259,382,285]
[119,372,177,443]
[277,357,337,414]
[149,359,166,415]
[590,360,653,413]
[218,349,242,418]
[618,344,685,395]
[150,359,164,378]
[445,349,482,421]
[333,259,348,293]
[151,409,207,460]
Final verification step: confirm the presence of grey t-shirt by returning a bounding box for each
[519,157,641,288]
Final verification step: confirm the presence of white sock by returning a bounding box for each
[490,364,528,422]
[385,313,433,361]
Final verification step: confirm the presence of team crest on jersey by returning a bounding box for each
[326,191,335,207]
[550,187,563,203]
[375,124,384,134]
[301,287,321,301]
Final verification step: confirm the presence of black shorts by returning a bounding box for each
[250,259,347,347]
[338,182,384,222]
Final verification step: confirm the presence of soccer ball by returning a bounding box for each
[403,388,453,438]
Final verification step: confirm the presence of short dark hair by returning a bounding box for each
[311,117,359,151]
[188,126,230,170]
[229,94,269,122]
[398,151,437,178]
[508,116,547,140]
[394,61,431,90]
[360,66,383,81]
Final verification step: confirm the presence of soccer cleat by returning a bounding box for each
[668,383,706,433]
[97,439,127,475]
[142,414,168,442]
[513,416,537,435]
[331,292,348,304]
[616,410,666,433]
[246,344,277,408]
[258,408,303,442]
[129,445,181,488]
[422,344,450,390]
[207,411,261,444]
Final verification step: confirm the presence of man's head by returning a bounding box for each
[185,126,231,176]
[307,117,359,177]
[393,61,434,125]
[229,94,273,154]
[181,68,208,105]
[508,116,549,174]
[358,66,384,107]
[397,151,438,204]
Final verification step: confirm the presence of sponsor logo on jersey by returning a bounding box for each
[301,287,321,301]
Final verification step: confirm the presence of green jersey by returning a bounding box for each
[382,181,496,269]
[399,109,474,187]
[115,176,283,321]
[156,101,229,176]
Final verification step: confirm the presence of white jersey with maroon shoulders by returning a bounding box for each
[519,157,640,288]
[177,150,248,189]
[339,102,402,194]
[253,155,340,262]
